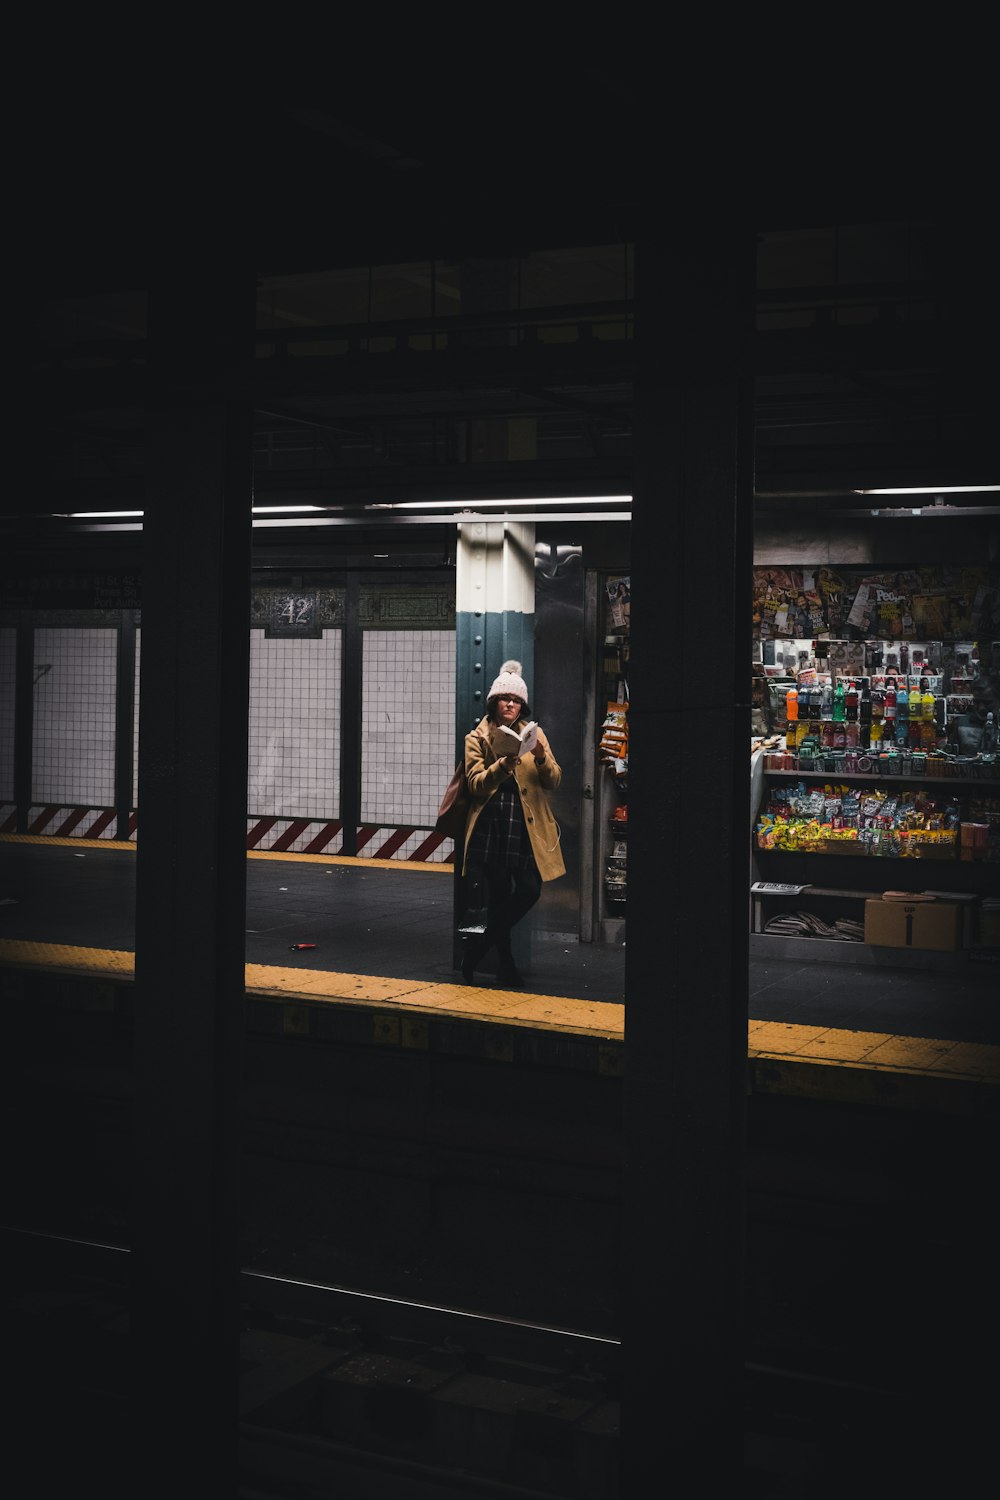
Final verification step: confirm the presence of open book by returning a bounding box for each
[491,721,539,759]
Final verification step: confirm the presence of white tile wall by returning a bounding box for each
[248,629,342,817]
[0,628,15,800]
[361,630,456,824]
[18,621,456,842]
[32,627,117,805]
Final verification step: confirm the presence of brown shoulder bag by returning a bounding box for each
[435,760,470,840]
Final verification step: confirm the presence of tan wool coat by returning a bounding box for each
[462,717,566,882]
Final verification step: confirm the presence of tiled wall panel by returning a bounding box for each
[0,628,15,800]
[12,615,457,857]
[361,630,455,826]
[248,629,341,817]
[32,628,117,805]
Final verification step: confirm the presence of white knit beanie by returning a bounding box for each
[487,659,528,703]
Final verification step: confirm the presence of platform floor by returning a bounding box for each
[3,837,998,1495]
[1,836,998,1090]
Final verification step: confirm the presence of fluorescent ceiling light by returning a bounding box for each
[251,511,630,528]
[69,522,144,532]
[854,485,999,496]
[63,497,629,522]
[384,495,632,509]
[68,506,325,517]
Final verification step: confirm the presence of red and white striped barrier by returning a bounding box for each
[245,817,454,862]
[1,805,137,839]
[246,817,344,854]
[0,805,453,863]
[356,826,454,863]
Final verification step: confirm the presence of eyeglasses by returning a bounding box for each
[497,696,523,704]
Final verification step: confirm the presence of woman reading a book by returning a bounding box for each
[460,659,565,987]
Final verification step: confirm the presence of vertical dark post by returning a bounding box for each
[13,620,33,833]
[340,572,362,856]
[623,218,755,1489]
[115,610,137,841]
[130,237,254,1496]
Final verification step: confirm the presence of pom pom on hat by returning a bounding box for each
[487,659,529,702]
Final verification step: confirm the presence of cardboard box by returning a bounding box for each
[863,899,961,952]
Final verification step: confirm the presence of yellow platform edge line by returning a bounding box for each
[2,938,999,1080]
[249,851,453,870]
[0,940,620,1039]
[0,833,451,871]
[0,834,136,850]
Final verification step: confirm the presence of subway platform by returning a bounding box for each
[1,832,998,1105]
[3,833,999,1497]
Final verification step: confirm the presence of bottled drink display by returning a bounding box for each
[893,684,908,744]
[772,642,991,766]
[759,624,1000,876]
[808,687,822,727]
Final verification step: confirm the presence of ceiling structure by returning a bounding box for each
[14,81,999,568]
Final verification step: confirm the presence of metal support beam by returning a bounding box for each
[13,620,33,833]
[452,520,536,963]
[623,224,756,1490]
[341,573,362,856]
[114,609,137,841]
[130,257,254,1495]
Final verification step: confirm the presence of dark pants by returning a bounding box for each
[482,862,542,960]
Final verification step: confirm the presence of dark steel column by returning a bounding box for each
[340,573,362,855]
[623,222,755,1489]
[131,255,254,1495]
[114,609,137,841]
[13,619,32,833]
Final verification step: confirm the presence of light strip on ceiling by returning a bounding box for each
[853,485,999,495]
[250,511,630,527]
[66,510,632,533]
[64,496,630,522]
[380,495,632,509]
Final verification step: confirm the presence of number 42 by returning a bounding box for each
[279,596,312,625]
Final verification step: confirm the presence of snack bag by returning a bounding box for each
[600,700,628,758]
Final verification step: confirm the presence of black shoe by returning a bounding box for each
[461,934,490,983]
[496,963,525,988]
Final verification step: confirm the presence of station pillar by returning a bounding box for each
[452,519,536,961]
